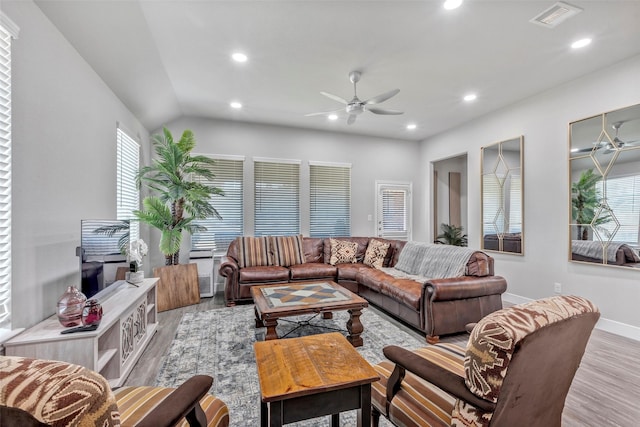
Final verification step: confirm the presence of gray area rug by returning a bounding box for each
[155,305,427,426]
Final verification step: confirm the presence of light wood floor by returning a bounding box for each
[125,294,640,426]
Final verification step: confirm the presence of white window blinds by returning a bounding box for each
[116,126,140,241]
[483,174,505,235]
[192,156,244,252]
[309,162,351,237]
[508,175,522,233]
[0,16,17,334]
[254,158,300,236]
[598,174,640,244]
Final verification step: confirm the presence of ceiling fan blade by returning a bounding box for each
[347,114,357,125]
[367,107,404,115]
[364,89,400,105]
[572,147,595,154]
[320,91,348,105]
[305,108,343,117]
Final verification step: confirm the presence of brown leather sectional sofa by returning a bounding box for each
[219,236,507,343]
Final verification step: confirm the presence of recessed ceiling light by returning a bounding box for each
[231,52,248,63]
[230,101,242,109]
[406,124,417,130]
[571,38,592,49]
[463,93,477,102]
[328,114,338,121]
[443,0,463,10]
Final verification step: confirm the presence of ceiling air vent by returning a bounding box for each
[529,2,583,28]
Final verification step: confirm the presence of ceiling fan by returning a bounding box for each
[306,71,403,125]
[573,120,640,154]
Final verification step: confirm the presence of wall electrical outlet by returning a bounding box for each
[554,282,562,294]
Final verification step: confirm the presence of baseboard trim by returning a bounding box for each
[503,293,640,342]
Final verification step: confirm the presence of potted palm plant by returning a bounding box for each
[435,223,468,246]
[135,127,222,310]
[571,169,611,240]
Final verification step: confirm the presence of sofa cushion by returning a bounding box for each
[289,262,337,281]
[372,344,462,424]
[114,386,229,427]
[236,236,272,268]
[364,239,391,269]
[270,234,305,267]
[378,278,424,310]
[302,237,324,263]
[239,265,289,283]
[323,237,370,264]
[337,263,370,281]
[0,356,119,427]
[329,238,358,265]
[357,268,423,309]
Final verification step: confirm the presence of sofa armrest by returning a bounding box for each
[218,255,238,277]
[383,346,496,413]
[426,276,507,301]
[137,375,213,427]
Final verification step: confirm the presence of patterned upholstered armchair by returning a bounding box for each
[371,295,600,427]
[0,356,229,427]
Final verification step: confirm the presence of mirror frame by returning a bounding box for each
[568,102,640,269]
[480,136,524,255]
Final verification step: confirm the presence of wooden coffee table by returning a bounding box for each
[254,332,379,427]
[251,281,368,347]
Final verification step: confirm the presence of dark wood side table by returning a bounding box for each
[254,332,379,427]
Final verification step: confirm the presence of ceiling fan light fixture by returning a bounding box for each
[443,0,463,10]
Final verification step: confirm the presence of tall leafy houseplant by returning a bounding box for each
[436,223,468,247]
[571,169,611,240]
[135,127,223,265]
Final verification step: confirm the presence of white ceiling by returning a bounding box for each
[33,0,640,141]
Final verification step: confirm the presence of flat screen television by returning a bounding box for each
[78,219,129,299]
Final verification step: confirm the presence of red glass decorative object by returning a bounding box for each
[57,286,87,327]
[82,299,103,327]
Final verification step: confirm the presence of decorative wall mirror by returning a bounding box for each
[569,103,640,268]
[481,136,524,255]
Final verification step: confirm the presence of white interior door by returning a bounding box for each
[375,181,412,240]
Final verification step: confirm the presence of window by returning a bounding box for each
[191,155,244,253]
[0,14,18,335]
[309,161,351,237]
[376,182,412,240]
[116,126,140,241]
[598,174,640,244]
[254,158,300,236]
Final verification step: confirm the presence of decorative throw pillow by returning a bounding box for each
[236,236,272,268]
[329,238,358,265]
[270,234,306,267]
[363,239,390,269]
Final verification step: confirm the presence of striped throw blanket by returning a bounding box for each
[393,241,477,279]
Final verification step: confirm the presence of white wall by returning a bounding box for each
[419,54,640,339]
[4,1,150,329]
[151,117,422,269]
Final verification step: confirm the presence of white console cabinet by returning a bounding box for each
[5,278,158,387]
